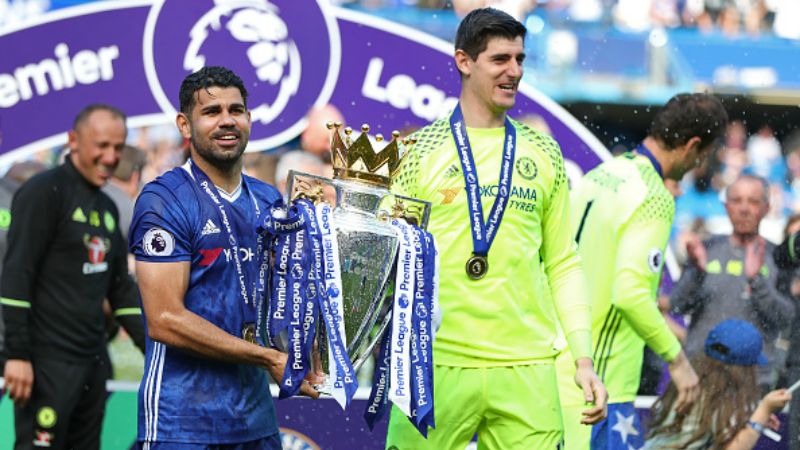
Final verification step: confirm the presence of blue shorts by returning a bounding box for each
[591,402,644,450]
[138,433,281,450]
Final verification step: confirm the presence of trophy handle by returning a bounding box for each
[377,194,432,230]
[286,170,336,204]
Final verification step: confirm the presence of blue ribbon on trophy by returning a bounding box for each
[302,200,358,407]
[389,218,415,416]
[258,198,357,405]
[365,218,438,435]
[315,202,359,407]
[411,226,435,434]
[258,122,438,436]
[364,324,392,429]
[283,203,318,399]
[259,202,316,398]
[258,207,305,348]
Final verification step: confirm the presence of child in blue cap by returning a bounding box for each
[645,319,791,449]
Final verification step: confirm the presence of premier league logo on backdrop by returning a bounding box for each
[144,0,341,150]
[183,1,300,126]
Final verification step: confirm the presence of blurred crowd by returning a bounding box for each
[529,0,799,39]
[342,0,800,40]
[670,121,800,251]
[3,0,799,40]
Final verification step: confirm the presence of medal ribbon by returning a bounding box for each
[189,161,263,332]
[428,231,441,343]
[635,143,664,179]
[448,104,516,260]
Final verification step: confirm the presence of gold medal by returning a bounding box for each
[242,323,257,344]
[465,254,488,280]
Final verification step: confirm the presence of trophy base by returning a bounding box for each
[313,349,378,397]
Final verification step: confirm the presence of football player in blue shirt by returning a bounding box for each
[130,66,321,449]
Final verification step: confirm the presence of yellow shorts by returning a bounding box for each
[385,364,563,450]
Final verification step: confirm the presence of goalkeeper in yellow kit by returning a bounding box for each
[386,7,607,449]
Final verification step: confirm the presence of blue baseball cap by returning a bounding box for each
[704,319,768,366]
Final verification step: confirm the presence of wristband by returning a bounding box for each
[747,421,765,434]
[748,421,782,442]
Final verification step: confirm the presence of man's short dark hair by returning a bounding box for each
[72,104,126,131]
[455,8,526,61]
[179,66,248,115]
[649,93,729,151]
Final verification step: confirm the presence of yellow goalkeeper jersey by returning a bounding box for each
[392,116,592,367]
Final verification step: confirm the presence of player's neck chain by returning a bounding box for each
[449,104,516,280]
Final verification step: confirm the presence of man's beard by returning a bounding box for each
[191,129,248,172]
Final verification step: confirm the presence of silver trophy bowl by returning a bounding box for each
[273,170,429,393]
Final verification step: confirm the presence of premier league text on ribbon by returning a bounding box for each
[449,104,516,279]
[453,121,484,242]
[261,199,356,403]
[412,229,429,409]
[391,220,414,409]
[261,203,438,433]
[258,122,438,435]
[309,202,355,400]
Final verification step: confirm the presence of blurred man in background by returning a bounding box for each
[300,104,343,161]
[2,104,145,449]
[0,160,46,401]
[670,175,795,393]
[274,149,327,198]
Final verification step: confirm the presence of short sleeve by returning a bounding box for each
[129,186,193,262]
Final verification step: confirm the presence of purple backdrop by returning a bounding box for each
[0,0,608,171]
[0,2,615,449]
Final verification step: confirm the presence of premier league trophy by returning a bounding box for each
[257,122,438,436]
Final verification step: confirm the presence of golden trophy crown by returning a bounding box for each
[326,122,414,188]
